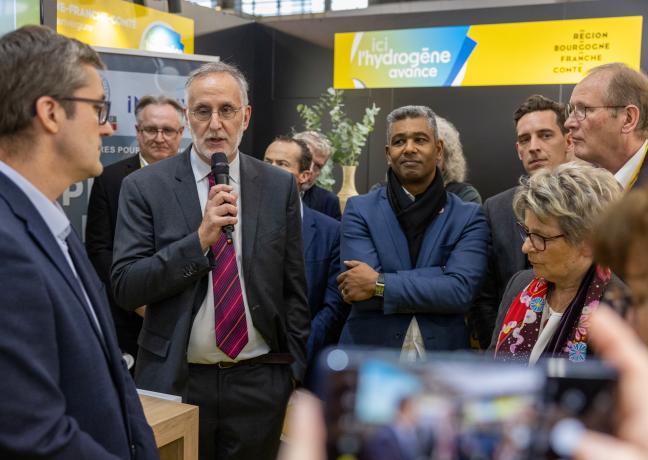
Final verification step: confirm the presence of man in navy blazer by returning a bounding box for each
[264,136,348,361]
[0,26,157,459]
[337,106,489,354]
[295,131,342,220]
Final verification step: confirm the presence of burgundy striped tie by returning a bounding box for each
[208,173,248,359]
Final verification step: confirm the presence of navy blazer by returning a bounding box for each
[302,184,341,220]
[339,188,490,350]
[0,171,157,459]
[302,205,348,361]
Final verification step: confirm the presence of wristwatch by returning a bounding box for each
[374,273,385,297]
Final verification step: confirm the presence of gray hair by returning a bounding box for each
[587,63,648,135]
[0,25,104,143]
[185,61,249,106]
[386,105,438,143]
[294,131,331,159]
[513,162,622,244]
[436,116,466,184]
[135,95,185,126]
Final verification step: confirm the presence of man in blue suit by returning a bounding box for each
[337,105,489,356]
[0,26,157,459]
[295,131,341,220]
[264,136,348,361]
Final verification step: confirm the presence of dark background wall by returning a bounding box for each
[194,0,648,200]
[44,0,648,199]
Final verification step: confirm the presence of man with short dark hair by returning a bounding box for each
[566,62,648,189]
[469,94,572,348]
[86,95,184,360]
[295,131,341,220]
[336,105,489,356]
[264,136,347,363]
[112,61,309,460]
[0,25,157,458]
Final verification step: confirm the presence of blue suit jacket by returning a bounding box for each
[339,188,489,350]
[302,205,348,361]
[0,171,157,459]
[302,184,341,220]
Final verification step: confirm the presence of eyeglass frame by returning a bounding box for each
[188,105,243,122]
[59,97,111,125]
[136,126,183,139]
[516,221,565,251]
[565,103,626,121]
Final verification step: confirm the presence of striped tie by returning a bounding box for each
[208,174,248,358]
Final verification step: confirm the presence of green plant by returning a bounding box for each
[297,88,380,186]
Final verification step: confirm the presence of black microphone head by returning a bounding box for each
[211,152,229,175]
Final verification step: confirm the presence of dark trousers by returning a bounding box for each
[187,362,293,460]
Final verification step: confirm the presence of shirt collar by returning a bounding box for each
[615,139,648,189]
[139,153,149,168]
[0,160,71,241]
[190,147,240,185]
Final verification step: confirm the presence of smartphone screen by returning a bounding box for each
[318,349,545,460]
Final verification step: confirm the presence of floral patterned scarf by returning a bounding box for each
[494,265,611,363]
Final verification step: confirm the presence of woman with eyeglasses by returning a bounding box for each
[490,162,623,364]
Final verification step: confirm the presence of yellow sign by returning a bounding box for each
[57,0,194,54]
[334,16,642,89]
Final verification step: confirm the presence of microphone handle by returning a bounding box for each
[213,172,235,244]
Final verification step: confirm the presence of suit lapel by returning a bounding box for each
[416,195,451,268]
[173,146,203,233]
[0,173,110,354]
[378,189,411,269]
[301,206,316,255]
[240,154,261,275]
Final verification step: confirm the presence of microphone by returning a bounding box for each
[210,152,234,245]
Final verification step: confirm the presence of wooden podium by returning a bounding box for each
[140,395,199,460]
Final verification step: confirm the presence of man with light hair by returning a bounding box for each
[565,62,648,189]
[86,94,185,362]
[295,130,341,220]
[470,94,572,349]
[112,61,309,460]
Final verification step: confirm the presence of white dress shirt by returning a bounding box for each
[614,139,648,189]
[186,149,270,363]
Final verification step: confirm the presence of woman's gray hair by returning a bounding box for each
[513,162,622,244]
[436,116,466,184]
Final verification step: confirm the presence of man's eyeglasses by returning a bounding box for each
[189,106,242,122]
[137,126,182,139]
[516,221,565,251]
[59,97,111,125]
[565,103,626,121]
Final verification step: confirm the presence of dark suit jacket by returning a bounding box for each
[469,186,527,348]
[111,147,310,397]
[0,171,157,459]
[339,188,490,350]
[488,269,626,350]
[631,148,648,188]
[303,184,341,220]
[86,154,142,357]
[302,205,348,361]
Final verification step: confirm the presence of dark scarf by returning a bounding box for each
[386,167,447,266]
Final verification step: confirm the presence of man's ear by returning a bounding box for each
[33,96,63,134]
[621,104,640,134]
[385,145,392,166]
[298,169,312,187]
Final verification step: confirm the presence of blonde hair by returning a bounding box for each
[436,116,466,184]
[513,162,622,244]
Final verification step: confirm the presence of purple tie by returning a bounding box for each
[208,173,248,359]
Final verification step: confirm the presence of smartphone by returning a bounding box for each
[316,348,545,460]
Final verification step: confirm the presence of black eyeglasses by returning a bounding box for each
[137,126,182,139]
[189,105,242,122]
[565,103,626,121]
[516,221,565,251]
[59,97,111,125]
